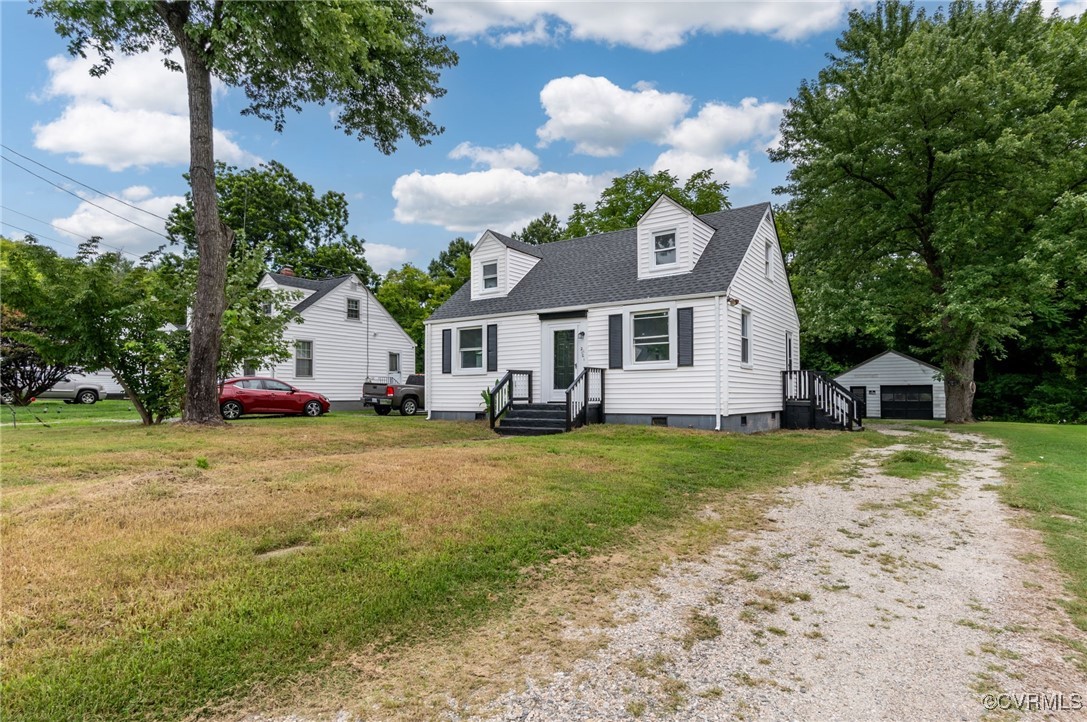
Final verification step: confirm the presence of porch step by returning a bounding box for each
[495,403,568,436]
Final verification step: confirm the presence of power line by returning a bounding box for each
[1,155,171,241]
[0,144,173,223]
[1,206,146,260]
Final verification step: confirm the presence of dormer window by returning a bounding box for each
[654,232,677,266]
[482,262,499,290]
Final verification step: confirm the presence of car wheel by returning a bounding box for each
[221,400,243,420]
[399,397,418,416]
[78,390,98,405]
[303,400,323,417]
[374,406,392,416]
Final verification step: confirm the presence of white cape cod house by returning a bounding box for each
[424,196,815,434]
[253,269,415,409]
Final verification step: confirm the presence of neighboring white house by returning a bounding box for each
[424,197,800,432]
[253,269,415,408]
[835,350,946,420]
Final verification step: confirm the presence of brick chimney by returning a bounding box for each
[279,266,295,277]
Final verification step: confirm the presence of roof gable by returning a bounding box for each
[263,272,360,313]
[428,202,771,322]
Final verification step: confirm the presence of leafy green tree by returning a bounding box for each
[0,303,78,406]
[154,242,301,381]
[377,264,450,370]
[771,0,1087,422]
[33,0,457,424]
[564,168,730,238]
[166,161,377,285]
[512,212,565,245]
[1,238,187,424]
[427,236,472,293]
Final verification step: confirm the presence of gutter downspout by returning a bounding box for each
[715,294,722,431]
[425,323,432,420]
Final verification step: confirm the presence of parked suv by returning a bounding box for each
[38,377,106,404]
[362,374,425,416]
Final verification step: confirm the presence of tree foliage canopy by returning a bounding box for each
[565,168,730,238]
[771,0,1087,421]
[32,0,457,423]
[166,161,377,284]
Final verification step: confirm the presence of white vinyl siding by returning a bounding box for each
[470,235,508,298]
[428,313,541,410]
[256,274,415,401]
[638,197,692,279]
[506,247,540,290]
[691,216,714,266]
[722,209,801,416]
[835,352,946,419]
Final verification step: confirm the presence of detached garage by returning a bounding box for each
[834,350,946,420]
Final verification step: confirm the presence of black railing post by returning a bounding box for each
[600,370,606,423]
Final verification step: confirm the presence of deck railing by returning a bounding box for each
[782,369,861,431]
[488,370,532,429]
[564,367,605,431]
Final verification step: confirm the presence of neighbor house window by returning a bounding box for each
[653,232,677,266]
[482,262,498,290]
[261,302,272,316]
[764,241,773,279]
[632,310,670,362]
[295,340,313,377]
[389,352,400,374]
[346,298,360,320]
[243,363,256,376]
[741,311,752,365]
[459,327,483,369]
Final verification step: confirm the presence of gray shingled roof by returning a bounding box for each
[428,202,771,322]
[266,272,357,313]
[489,231,544,258]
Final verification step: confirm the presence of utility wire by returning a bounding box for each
[1,155,171,240]
[1,144,172,223]
[1,206,146,259]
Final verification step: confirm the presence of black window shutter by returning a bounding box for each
[441,329,452,374]
[608,314,623,369]
[678,307,694,367]
[486,324,498,372]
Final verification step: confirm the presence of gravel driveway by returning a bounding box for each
[465,429,1087,721]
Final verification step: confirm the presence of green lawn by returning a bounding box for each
[1,417,885,722]
[0,399,144,427]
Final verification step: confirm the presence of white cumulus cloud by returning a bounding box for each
[652,149,757,188]
[33,53,258,171]
[665,97,786,152]
[365,242,413,274]
[392,168,610,233]
[431,1,867,51]
[448,142,540,171]
[51,186,185,255]
[537,75,691,156]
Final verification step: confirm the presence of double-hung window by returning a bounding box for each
[295,340,313,377]
[459,327,483,369]
[740,311,752,366]
[653,232,676,266]
[482,262,499,290]
[632,310,670,363]
[346,298,360,320]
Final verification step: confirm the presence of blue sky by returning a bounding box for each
[2,1,1084,273]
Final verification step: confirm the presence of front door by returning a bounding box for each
[849,386,867,419]
[545,324,582,402]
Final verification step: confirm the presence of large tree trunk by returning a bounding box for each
[943,336,978,424]
[164,6,234,425]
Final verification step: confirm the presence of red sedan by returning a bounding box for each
[219,377,330,419]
